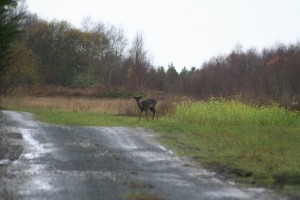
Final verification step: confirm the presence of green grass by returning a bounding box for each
[27,108,138,127]
[2,99,300,196]
[150,122,300,188]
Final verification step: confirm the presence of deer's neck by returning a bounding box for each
[136,100,143,110]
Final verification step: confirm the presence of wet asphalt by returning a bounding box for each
[0,111,282,200]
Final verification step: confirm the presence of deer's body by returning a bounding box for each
[134,96,157,122]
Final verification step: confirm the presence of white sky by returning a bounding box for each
[26,0,300,71]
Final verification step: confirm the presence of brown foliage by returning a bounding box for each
[178,44,300,105]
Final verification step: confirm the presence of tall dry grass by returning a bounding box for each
[1,96,175,116]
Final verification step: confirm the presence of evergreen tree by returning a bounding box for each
[0,0,23,73]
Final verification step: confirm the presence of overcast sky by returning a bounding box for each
[26,0,300,71]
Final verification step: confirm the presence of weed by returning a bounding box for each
[173,99,300,126]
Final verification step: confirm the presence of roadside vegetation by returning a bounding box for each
[1,96,300,196]
[153,99,300,193]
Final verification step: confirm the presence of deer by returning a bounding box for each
[133,96,158,122]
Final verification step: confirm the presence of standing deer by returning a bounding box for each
[133,96,158,122]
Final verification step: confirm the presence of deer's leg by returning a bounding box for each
[146,110,148,121]
[138,111,143,122]
[150,108,155,120]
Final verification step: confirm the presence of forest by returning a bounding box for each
[1,1,300,107]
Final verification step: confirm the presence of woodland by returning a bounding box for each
[1,1,300,107]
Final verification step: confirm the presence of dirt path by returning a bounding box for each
[0,111,281,200]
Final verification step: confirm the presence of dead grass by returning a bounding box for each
[1,96,131,114]
[0,96,176,117]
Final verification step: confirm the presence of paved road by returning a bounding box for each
[0,111,281,200]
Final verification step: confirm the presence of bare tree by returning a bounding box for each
[126,33,150,88]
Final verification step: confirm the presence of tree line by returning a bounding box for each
[1,1,300,106]
[0,6,193,95]
[183,44,300,105]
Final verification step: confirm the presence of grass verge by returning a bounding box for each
[1,97,300,196]
[19,108,138,127]
[148,120,300,191]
